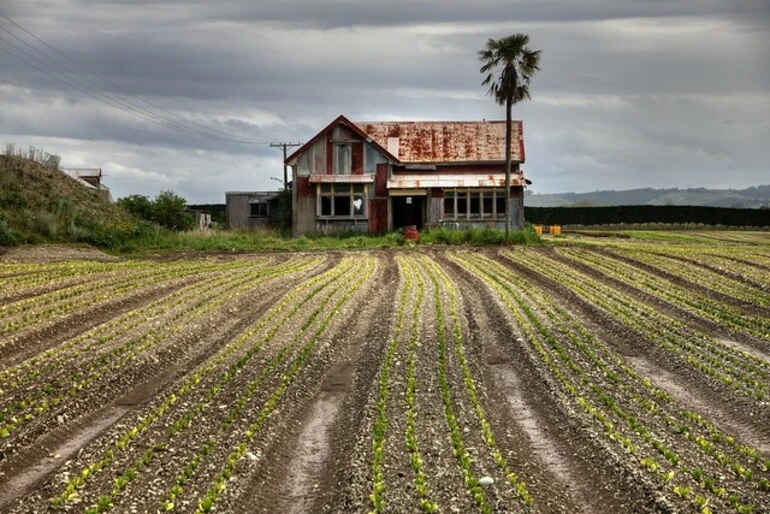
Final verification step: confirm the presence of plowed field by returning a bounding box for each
[1,238,769,513]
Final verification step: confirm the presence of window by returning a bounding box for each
[444,191,455,218]
[333,144,352,175]
[483,192,494,218]
[317,183,366,218]
[469,192,481,218]
[250,202,268,217]
[496,194,506,217]
[443,189,507,219]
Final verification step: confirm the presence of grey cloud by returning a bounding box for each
[1,0,768,201]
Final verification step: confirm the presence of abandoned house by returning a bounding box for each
[225,191,279,229]
[285,114,528,235]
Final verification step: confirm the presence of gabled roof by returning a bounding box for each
[285,115,526,166]
[285,114,399,165]
[356,120,524,163]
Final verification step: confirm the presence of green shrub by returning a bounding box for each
[0,213,20,246]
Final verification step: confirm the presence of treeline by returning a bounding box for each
[525,205,770,227]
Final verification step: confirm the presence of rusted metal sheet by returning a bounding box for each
[352,142,363,175]
[295,176,313,198]
[368,199,387,234]
[357,120,523,163]
[375,163,388,197]
[308,174,374,183]
[387,173,523,189]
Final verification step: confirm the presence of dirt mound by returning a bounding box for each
[0,154,142,247]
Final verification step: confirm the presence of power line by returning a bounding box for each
[0,34,235,142]
[0,10,272,145]
[270,142,302,188]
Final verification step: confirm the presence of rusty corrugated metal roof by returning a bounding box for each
[356,120,523,163]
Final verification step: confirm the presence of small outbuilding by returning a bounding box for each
[285,115,528,236]
[225,191,279,229]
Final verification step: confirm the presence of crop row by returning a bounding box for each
[420,255,533,506]
[0,258,272,394]
[0,256,321,443]
[0,258,235,338]
[0,260,150,301]
[0,257,274,392]
[609,247,770,308]
[191,256,376,513]
[555,248,770,341]
[505,250,769,403]
[453,252,769,513]
[368,254,414,512]
[50,256,361,511]
[615,242,770,288]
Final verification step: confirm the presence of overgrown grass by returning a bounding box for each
[0,154,151,248]
[420,226,541,246]
[112,226,541,254]
[113,229,407,254]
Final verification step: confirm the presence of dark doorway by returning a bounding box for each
[392,196,424,229]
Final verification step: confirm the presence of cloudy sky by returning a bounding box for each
[1,1,768,202]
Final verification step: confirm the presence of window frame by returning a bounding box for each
[249,202,268,217]
[442,188,507,220]
[333,143,352,175]
[316,183,367,219]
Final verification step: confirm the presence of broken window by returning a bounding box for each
[320,196,332,216]
[352,195,365,216]
[317,183,367,218]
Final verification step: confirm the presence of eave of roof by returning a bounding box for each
[285,114,399,165]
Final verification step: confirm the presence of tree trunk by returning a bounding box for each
[504,95,512,238]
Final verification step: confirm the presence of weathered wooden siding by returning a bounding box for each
[294,139,326,176]
[428,189,444,227]
[226,192,274,229]
[293,176,315,235]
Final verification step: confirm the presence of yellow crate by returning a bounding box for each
[550,225,562,235]
[534,225,543,235]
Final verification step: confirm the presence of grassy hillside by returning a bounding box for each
[0,154,149,247]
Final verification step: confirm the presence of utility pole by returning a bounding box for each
[270,142,301,189]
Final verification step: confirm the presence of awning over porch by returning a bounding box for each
[387,173,524,189]
[308,174,374,183]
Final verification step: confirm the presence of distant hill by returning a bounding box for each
[0,153,144,247]
[526,186,770,209]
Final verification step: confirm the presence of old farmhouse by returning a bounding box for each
[286,115,528,236]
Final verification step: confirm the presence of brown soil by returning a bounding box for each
[1,248,769,514]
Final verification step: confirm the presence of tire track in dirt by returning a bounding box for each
[315,254,402,514]
[442,252,609,514]
[224,253,390,514]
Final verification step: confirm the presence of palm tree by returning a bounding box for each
[479,33,541,237]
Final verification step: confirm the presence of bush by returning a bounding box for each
[0,213,19,246]
[117,190,194,231]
